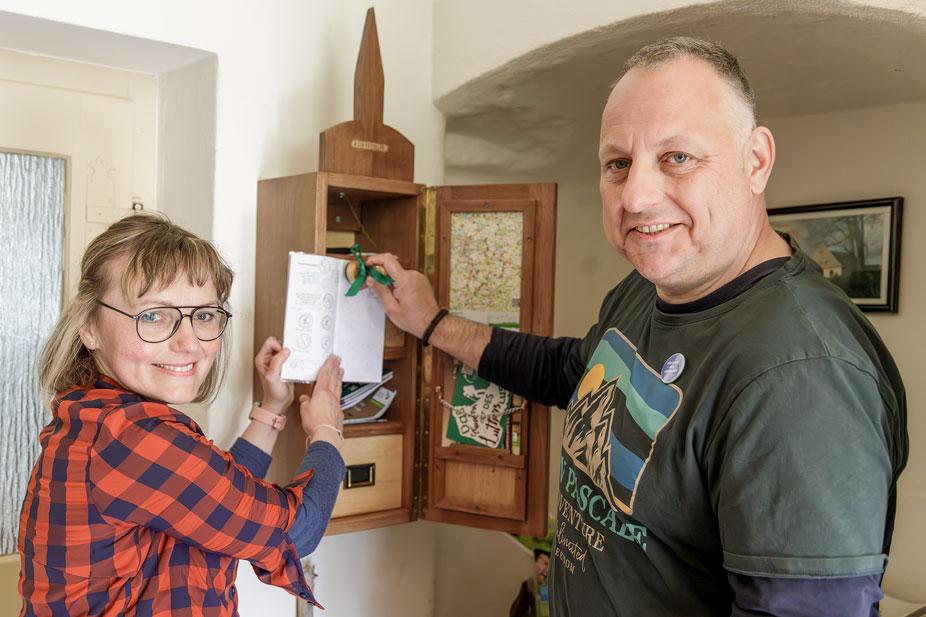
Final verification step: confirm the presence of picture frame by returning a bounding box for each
[768,197,903,313]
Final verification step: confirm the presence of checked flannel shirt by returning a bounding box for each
[18,377,318,616]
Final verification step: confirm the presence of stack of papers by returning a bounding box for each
[343,387,397,425]
[340,369,394,409]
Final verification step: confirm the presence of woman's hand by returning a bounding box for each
[300,355,344,449]
[254,336,294,414]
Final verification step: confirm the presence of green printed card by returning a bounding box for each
[446,364,510,448]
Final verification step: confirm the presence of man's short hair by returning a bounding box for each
[616,36,757,126]
[533,547,551,560]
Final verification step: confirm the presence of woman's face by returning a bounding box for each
[81,264,223,404]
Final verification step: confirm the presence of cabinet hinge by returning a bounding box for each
[413,346,433,519]
[422,187,437,275]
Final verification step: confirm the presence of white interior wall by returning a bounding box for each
[0,1,444,615]
[157,55,217,243]
[433,524,534,617]
[433,0,704,102]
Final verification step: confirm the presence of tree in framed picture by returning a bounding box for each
[768,197,903,312]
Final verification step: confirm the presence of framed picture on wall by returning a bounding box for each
[768,197,903,313]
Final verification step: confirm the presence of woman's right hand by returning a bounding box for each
[299,355,344,450]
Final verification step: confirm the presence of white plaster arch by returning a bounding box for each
[440,0,926,178]
[434,0,926,108]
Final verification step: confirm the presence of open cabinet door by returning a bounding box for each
[419,183,556,536]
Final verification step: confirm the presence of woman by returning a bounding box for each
[18,214,345,616]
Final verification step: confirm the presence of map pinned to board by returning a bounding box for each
[449,211,523,316]
[446,364,512,448]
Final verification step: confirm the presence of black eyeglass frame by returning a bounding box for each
[97,301,232,343]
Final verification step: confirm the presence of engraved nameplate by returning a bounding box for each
[350,139,389,153]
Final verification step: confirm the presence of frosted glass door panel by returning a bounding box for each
[0,152,65,555]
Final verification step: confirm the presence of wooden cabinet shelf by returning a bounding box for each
[326,172,419,199]
[434,445,525,469]
[343,419,404,439]
[326,508,411,536]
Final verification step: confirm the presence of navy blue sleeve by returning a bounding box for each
[229,437,272,479]
[728,573,883,617]
[477,328,586,409]
[287,440,346,556]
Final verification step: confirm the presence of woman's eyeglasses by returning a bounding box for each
[97,301,232,343]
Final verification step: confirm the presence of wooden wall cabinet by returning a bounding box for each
[255,171,556,537]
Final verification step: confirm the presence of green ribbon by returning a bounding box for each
[346,243,394,296]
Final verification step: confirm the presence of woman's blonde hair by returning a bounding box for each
[38,213,234,402]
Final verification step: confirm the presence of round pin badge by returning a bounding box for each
[660,353,686,384]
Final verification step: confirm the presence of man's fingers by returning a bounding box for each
[370,278,401,312]
[365,253,404,281]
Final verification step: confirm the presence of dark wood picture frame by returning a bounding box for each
[768,197,903,313]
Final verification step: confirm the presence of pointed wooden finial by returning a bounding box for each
[318,7,414,181]
[354,8,384,127]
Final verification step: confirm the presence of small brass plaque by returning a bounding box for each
[350,139,389,153]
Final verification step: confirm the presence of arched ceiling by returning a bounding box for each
[440,0,926,177]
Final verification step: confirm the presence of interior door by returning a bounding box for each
[0,47,157,300]
[420,182,556,536]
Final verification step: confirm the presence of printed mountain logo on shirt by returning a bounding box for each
[563,328,683,515]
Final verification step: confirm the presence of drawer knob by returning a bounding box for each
[345,463,376,489]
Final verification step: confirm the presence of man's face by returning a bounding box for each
[598,56,764,301]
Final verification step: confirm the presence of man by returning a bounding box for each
[368,37,907,616]
[510,548,551,617]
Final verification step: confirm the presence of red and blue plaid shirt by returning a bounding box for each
[18,377,318,616]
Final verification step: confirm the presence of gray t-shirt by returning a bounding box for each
[547,250,905,615]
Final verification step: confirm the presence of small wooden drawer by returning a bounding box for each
[331,434,403,518]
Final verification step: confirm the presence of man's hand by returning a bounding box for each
[365,253,441,337]
[364,253,492,369]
